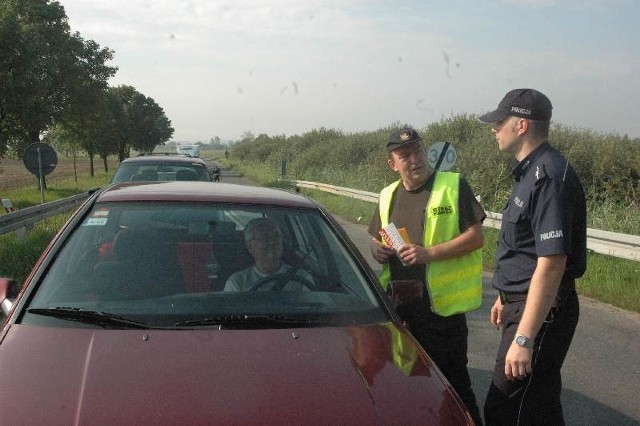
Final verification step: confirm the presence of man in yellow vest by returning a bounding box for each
[369,127,485,425]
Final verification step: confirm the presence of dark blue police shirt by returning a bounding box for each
[492,142,587,293]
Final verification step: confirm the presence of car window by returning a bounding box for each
[111,161,211,182]
[27,201,386,328]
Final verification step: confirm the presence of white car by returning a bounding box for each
[176,145,200,157]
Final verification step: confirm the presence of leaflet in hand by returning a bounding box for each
[379,223,411,266]
[379,222,410,250]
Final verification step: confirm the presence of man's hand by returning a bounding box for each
[397,244,428,265]
[490,296,503,329]
[370,238,395,264]
[505,344,533,381]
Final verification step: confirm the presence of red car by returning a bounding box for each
[0,182,473,425]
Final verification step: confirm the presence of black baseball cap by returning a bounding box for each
[386,127,422,153]
[478,88,552,123]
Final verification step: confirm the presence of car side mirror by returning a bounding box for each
[0,277,18,318]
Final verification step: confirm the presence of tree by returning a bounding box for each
[42,124,85,183]
[0,0,116,158]
[109,86,174,161]
[128,95,174,155]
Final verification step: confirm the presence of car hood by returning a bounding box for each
[0,322,470,425]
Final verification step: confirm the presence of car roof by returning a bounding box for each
[119,155,207,165]
[97,181,318,209]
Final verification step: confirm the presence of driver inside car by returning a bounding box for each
[223,218,315,292]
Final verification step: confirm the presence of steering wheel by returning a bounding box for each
[248,272,317,292]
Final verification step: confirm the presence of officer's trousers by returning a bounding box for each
[484,290,579,425]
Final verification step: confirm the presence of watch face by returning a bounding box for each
[515,335,530,347]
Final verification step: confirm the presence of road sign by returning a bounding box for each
[23,143,58,204]
[23,143,58,177]
[427,141,457,171]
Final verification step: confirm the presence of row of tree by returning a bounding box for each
[0,0,174,175]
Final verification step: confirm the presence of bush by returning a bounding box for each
[230,115,640,234]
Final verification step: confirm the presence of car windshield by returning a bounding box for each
[111,161,211,182]
[27,201,386,328]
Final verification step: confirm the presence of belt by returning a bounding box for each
[498,277,576,305]
[498,290,527,304]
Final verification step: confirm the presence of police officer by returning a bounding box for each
[478,89,587,425]
[369,127,485,425]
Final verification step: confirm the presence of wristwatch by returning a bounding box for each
[513,334,531,348]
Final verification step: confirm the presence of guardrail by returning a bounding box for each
[282,179,640,262]
[0,191,95,238]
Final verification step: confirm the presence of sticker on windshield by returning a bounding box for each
[85,217,108,226]
[83,208,110,226]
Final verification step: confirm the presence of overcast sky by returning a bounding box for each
[60,0,640,142]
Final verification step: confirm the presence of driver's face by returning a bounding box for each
[248,232,283,273]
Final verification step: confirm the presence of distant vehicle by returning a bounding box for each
[110,155,213,183]
[0,182,474,425]
[176,144,200,158]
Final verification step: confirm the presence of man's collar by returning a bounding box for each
[401,171,435,193]
[512,142,550,179]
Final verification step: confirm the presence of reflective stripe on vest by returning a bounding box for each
[378,173,482,316]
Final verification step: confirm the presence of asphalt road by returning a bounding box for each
[222,172,640,425]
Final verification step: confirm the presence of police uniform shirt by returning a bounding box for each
[493,142,587,293]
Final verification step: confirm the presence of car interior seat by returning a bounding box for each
[176,169,197,181]
[208,221,253,291]
[141,169,159,181]
[93,228,183,300]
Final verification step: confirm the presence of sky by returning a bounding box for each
[59,0,640,142]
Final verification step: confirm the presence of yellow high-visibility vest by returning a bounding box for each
[378,173,482,316]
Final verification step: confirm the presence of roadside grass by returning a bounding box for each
[1,156,638,314]
[0,214,69,285]
[579,253,640,312]
[2,169,113,209]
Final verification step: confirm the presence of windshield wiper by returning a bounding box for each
[27,307,153,329]
[174,314,319,329]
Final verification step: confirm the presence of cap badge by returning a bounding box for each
[400,132,411,141]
